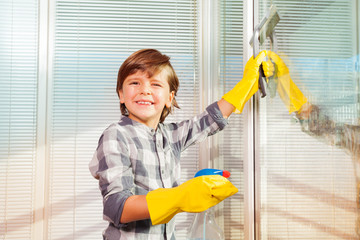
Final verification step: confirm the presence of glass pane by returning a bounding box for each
[257,1,359,239]
[219,0,245,239]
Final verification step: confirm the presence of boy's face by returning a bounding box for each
[119,69,175,129]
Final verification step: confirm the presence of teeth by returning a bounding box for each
[137,101,152,105]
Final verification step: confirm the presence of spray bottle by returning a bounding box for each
[187,168,230,240]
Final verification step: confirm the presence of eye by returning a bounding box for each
[152,81,164,87]
[129,81,139,85]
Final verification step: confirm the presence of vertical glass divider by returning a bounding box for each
[43,0,56,238]
[198,0,211,170]
[34,0,49,239]
[243,0,255,239]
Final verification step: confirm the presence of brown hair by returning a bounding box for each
[116,49,180,123]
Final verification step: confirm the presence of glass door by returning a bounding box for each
[256,0,359,239]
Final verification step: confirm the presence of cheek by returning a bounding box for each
[120,88,136,103]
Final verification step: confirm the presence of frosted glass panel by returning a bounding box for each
[257,1,359,239]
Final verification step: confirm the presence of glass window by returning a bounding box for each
[257,1,359,239]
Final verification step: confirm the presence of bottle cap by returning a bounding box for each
[222,170,230,178]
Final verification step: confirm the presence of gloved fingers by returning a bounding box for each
[244,50,268,71]
[180,175,238,212]
[254,50,268,65]
[201,175,238,201]
[262,59,275,78]
[210,179,238,201]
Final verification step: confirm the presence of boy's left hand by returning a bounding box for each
[222,50,270,113]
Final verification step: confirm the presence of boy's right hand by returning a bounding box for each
[146,175,238,225]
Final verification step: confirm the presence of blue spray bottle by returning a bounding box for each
[187,168,229,240]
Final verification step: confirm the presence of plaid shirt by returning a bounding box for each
[89,102,227,240]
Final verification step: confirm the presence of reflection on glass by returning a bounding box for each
[258,0,359,239]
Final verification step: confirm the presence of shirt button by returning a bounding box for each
[161,170,165,174]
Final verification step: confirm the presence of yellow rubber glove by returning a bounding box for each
[146,175,238,225]
[222,50,268,114]
[262,58,275,78]
[268,51,308,113]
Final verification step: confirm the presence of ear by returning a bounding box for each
[165,91,175,108]
[118,90,125,103]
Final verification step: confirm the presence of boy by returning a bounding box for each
[89,49,268,239]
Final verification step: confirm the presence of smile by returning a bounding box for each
[136,101,153,105]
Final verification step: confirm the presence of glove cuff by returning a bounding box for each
[222,78,258,114]
[146,188,182,225]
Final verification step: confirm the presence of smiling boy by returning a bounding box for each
[89,49,267,239]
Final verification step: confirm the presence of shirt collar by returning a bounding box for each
[119,115,158,135]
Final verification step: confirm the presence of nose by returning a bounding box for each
[140,84,151,95]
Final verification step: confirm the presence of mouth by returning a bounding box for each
[136,101,154,105]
